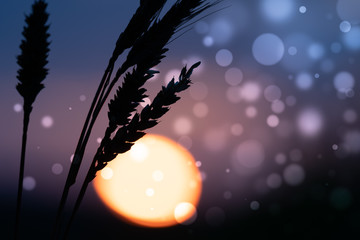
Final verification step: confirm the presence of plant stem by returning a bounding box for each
[62,124,115,238]
[63,126,127,238]
[60,70,126,236]
[62,161,96,239]
[96,65,114,113]
[52,65,112,239]
[14,103,32,240]
[52,58,123,239]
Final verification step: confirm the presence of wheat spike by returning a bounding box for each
[95,62,200,174]
[16,0,50,107]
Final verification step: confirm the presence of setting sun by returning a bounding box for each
[93,134,202,228]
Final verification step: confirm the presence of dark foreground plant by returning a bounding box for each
[63,62,200,238]
[14,0,50,239]
[51,1,167,237]
[53,0,220,238]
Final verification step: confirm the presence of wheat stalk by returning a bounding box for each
[54,0,220,238]
[63,62,200,238]
[14,0,50,239]
[52,1,166,238]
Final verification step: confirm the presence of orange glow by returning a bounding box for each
[93,134,202,228]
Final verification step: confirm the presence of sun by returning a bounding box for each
[93,134,202,228]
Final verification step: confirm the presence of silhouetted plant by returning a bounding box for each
[63,62,201,238]
[52,0,220,238]
[14,0,50,239]
[51,1,167,237]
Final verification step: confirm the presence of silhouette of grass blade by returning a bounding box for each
[14,0,50,239]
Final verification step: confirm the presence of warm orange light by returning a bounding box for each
[93,134,202,228]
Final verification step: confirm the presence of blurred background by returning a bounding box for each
[1,0,360,239]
